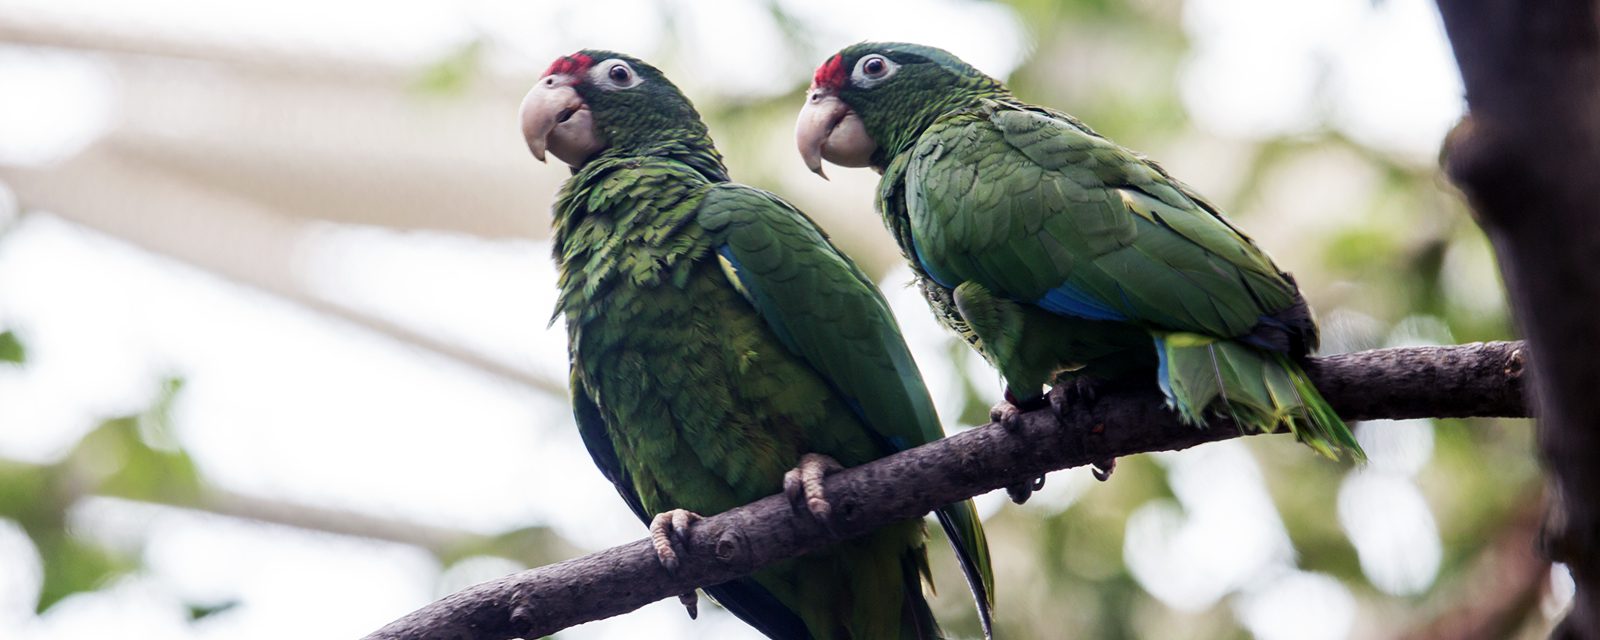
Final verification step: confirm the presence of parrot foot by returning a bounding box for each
[1004,475,1047,505]
[649,509,702,573]
[783,453,844,530]
[678,592,699,619]
[1046,380,1116,481]
[994,389,1049,503]
[993,388,1049,431]
[989,401,1025,431]
[1048,377,1101,417]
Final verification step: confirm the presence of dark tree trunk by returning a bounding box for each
[1434,2,1600,636]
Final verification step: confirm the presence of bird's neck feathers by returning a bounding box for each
[866,78,1008,166]
[589,100,729,184]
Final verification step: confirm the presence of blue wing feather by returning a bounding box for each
[1035,282,1127,321]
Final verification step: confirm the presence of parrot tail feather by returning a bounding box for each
[899,549,942,640]
[934,501,995,639]
[1154,332,1364,461]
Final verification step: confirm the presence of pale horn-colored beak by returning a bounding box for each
[520,75,600,166]
[795,87,876,180]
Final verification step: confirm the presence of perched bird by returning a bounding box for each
[522,50,995,639]
[795,43,1363,477]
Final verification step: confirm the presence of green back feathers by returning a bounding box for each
[699,184,943,448]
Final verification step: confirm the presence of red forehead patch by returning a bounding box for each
[812,54,845,90]
[544,52,594,77]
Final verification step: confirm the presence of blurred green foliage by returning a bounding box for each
[415,38,488,96]
[0,330,24,364]
[0,367,192,612]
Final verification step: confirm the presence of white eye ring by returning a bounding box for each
[851,54,898,88]
[590,59,643,90]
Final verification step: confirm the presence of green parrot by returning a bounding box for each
[520,50,995,639]
[794,43,1363,467]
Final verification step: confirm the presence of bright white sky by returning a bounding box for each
[0,0,1482,638]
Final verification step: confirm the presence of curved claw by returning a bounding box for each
[1005,474,1047,504]
[678,592,699,619]
[649,509,702,573]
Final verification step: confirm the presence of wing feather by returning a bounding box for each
[906,101,1309,343]
[698,184,995,619]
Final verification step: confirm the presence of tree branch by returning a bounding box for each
[1433,1,1600,636]
[365,341,1528,640]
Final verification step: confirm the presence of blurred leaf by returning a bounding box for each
[442,525,579,566]
[0,330,24,364]
[0,460,57,530]
[78,423,202,505]
[34,535,134,613]
[414,39,485,96]
[186,600,240,621]
[68,378,200,503]
[20,379,201,613]
[137,377,186,452]
[1325,227,1402,273]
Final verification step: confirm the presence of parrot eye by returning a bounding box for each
[850,54,899,89]
[591,59,643,90]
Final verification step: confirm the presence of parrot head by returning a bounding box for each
[521,50,712,169]
[796,42,1003,178]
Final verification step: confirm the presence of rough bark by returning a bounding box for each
[365,342,1529,640]
[1434,2,1600,637]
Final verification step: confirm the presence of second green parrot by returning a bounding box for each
[795,42,1363,464]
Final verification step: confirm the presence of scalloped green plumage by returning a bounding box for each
[551,52,994,639]
[827,42,1362,461]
